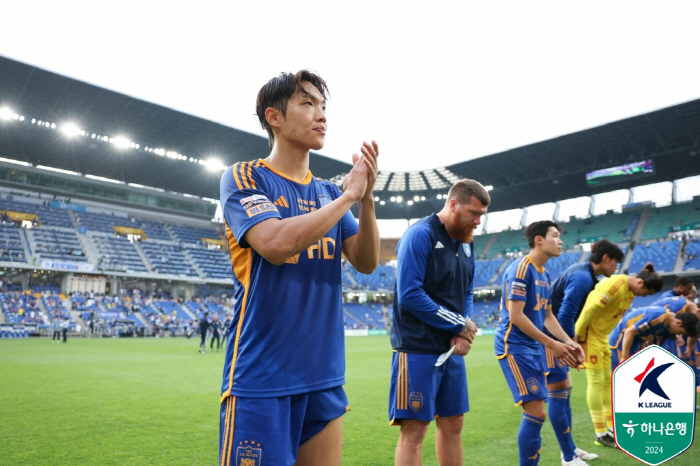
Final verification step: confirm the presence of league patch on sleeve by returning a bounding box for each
[638,322,650,333]
[245,202,278,217]
[512,281,527,289]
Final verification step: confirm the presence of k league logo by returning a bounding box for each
[612,345,696,465]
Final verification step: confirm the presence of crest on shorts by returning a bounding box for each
[527,377,539,394]
[409,391,423,412]
[590,355,598,364]
[236,440,262,466]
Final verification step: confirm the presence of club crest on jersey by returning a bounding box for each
[409,391,423,412]
[463,243,471,257]
[590,355,598,364]
[526,377,540,394]
[318,193,331,208]
[236,440,262,466]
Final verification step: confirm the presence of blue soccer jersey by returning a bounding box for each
[495,256,552,358]
[608,306,669,352]
[219,159,358,399]
[652,296,689,314]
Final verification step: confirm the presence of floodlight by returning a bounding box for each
[206,159,226,172]
[380,201,385,205]
[407,200,414,206]
[390,196,396,202]
[114,137,130,148]
[485,185,493,191]
[414,195,420,201]
[437,194,442,199]
[0,107,13,120]
[396,196,403,202]
[61,123,82,137]
[421,196,425,201]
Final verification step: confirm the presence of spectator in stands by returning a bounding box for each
[658,276,694,299]
[389,179,487,465]
[51,317,61,343]
[209,314,222,352]
[198,311,209,354]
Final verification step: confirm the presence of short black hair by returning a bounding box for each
[589,240,625,264]
[636,263,664,293]
[256,70,329,150]
[524,220,561,248]
[677,312,699,338]
[676,277,693,287]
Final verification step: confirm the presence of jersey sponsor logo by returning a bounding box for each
[435,241,444,249]
[273,195,289,208]
[533,294,549,311]
[463,243,471,257]
[409,391,424,412]
[236,440,262,466]
[296,198,318,212]
[284,237,337,263]
[239,194,269,205]
[318,193,331,208]
[245,202,277,217]
[512,289,527,297]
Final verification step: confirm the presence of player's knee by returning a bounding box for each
[399,421,430,445]
[435,415,463,436]
[522,401,546,420]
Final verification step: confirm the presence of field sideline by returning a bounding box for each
[1,335,697,465]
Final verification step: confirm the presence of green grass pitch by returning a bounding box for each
[1,335,698,465]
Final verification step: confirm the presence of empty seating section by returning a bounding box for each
[0,198,74,228]
[544,251,583,281]
[75,211,130,233]
[493,259,517,287]
[140,242,198,276]
[560,211,634,247]
[1,292,44,323]
[142,300,191,321]
[346,264,395,290]
[169,224,221,244]
[683,240,700,271]
[474,259,504,287]
[485,229,528,259]
[627,240,680,274]
[185,247,231,279]
[32,228,86,262]
[92,235,148,272]
[472,232,495,259]
[0,224,26,262]
[641,200,700,240]
[136,219,173,241]
[343,303,385,328]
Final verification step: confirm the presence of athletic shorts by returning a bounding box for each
[540,344,569,384]
[219,386,348,466]
[580,338,611,370]
[498,353,547,405]
[388,351,469,425]
[660,336,679,356]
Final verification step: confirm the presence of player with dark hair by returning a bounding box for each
[542,239,624,462]
[658,276,694,299]
[496,220,585,466]
[575,262,663,447]
[219,70,380,466]
[610,305,699,366]
[198,311,209,354]
[210,314,222,352]
[389,178,489,466]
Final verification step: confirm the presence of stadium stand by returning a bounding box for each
[91,235,148,273]
[140,242,198,277]
[343,302,385,329]
[135,219,174,241]
[1,291,44,324]
[345,264,395,290]
[0,197,74,228]
[627,240,680,274]
[168,224,222,244]
[485,229,528,259]
[31,228,86,263]
[473,300,499,328]
[473,258,504,287]
[184,246,231,279]
[641,199,700,240]
[560,211,635,247]
[0,224,27,263]
[75,211,131,233]
[544,251,584,281]
[683,239,700,271]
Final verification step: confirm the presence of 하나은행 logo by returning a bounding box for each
[612,345,696,465]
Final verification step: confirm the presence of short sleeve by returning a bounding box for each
[507,262,529,303]
[220,164,282,248]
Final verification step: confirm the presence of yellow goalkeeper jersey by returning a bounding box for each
[575,274,634,343]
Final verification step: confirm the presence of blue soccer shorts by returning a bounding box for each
[388,351,469,425]
[219,385,348,466]
[498,353,547,406]
[540,344,569,384]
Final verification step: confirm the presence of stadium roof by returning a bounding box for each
[1,55,699,219]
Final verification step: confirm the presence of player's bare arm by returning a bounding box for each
[244,155,369,265]
[620,326,639,361]
[508,300,578,367]
[343,141,380,274]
